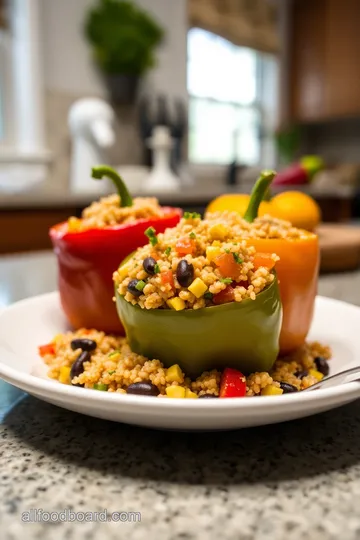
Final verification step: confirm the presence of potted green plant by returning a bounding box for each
[84,0,164,104]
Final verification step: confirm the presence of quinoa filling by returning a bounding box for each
[113,213,279,310]
[67,195,164,232]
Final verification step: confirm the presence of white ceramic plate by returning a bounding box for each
[0,292,359,430]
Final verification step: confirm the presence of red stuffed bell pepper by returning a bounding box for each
[50,165,182,333]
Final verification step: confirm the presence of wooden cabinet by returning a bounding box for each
[289,0,360,122]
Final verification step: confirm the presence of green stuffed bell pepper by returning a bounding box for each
[115,280,281,377]
[113,183,282,378]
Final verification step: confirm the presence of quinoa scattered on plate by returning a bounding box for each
[113,212,279,311]
[67,195,164,232]
[39,330,331,398]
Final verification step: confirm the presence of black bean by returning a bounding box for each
[143,257,157,275]
[314,356,330,376]
[176,260,194,287]
[279,382,298,394]
[70,338,97,352]
[294,370,308,379]
[126,382,160,396]
[127,279,143,297]
[70,351,91,381]
[198,394,218,399]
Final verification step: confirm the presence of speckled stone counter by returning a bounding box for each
[2,252,360,540]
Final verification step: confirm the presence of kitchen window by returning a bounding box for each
[188,28,279,167]
[0,0,50,192]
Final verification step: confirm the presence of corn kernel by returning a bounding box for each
[108,350,121,360]
[166,364,184,383]
[212,240,221,247]
[167,297,186,311]
[209,223,229,241]
[188,277,208,298]
[309,369,324,381]
[185,388,198,399]
[261,384,283,396]
[68,216,82,232]
[206,246,221,262]
[117,263,131,280]
[59,366,71,385]
[166,386,186,398]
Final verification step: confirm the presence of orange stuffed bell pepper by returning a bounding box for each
[50,165,182,334]
[243,171,320,353]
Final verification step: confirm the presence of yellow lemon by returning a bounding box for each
[206,194,270,218]
[269,191,321,231]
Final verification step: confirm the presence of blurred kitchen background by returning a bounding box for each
[1,0,360,267]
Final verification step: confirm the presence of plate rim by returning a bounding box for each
[0,291,360,411]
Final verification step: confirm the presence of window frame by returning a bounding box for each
[0,0,51,165]
[187,28,278,169]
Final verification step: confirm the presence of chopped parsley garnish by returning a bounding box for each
[232,253,243,264]
[144,226,158,246]
[204,292,214,300]
[154,263,161,274]
[224,248,230,254]
[164,247,171,256]
[135,280,146,292]
[183,211,201,220]
[220,278,232,284]
[189,232,196,239]
[108,370,116,375]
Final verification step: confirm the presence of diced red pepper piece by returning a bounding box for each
[212,285,235,305]
[38,343,56,357]
[253,253,276,270]
[231,279,249,289]
[214,253,241,280]
[219,367,247,398]
[175,237,195,255]
[161,270,175,289]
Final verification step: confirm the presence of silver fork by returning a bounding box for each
[302,366,360,391]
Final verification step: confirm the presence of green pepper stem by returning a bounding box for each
[91,165,133,207]
[243,170,276,223]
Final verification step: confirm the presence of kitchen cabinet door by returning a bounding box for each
[289,0,360,122]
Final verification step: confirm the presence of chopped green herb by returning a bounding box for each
[135,280,146,292]
[183,211,201,220]
[93,383,108,391]
[232,253,243,264]
[220,278,232,284]
[108,370,116,375]
[189,232,196,239]
[204,292,214,300]
[224,248,230,254]
[154,263,161,274]
[164,247,171,256]
[145,226,158,246]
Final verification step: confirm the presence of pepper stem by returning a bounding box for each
[243,170,276,223]
[91,165,133,207]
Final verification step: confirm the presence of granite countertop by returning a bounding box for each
[2,252,360,540]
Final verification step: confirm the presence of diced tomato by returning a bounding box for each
[214,253,241,280]
[253,253,276,270]
[213,285,235,305]
[38,343,56,357]
[161,270,175,289]
[219,367,247,398]
[231,279,249,289]
[175,237,196,255]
